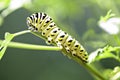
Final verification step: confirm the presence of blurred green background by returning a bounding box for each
[0,0,120,80]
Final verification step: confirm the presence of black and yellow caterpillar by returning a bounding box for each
[27,12,88,63]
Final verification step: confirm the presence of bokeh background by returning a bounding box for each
[0,0,120,80]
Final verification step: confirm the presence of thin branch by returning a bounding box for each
[14,30,31,37]
[0,40,61,51]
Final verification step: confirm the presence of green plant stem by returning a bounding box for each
[0,40,61,51]
[62,50,106,80]
[0,40,106,80]
[0,30,106,79]
[84,64,106,80]
[14,30,31,37]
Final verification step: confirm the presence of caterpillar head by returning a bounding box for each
[27,12,53,32]
[27,13,39,32]
[27,13,47,32]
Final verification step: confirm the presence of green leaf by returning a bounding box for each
[100,10,115,22]
[109,66,120,80]
[0,32,14,60]
[89,45,120,63]
[0,0,10,10]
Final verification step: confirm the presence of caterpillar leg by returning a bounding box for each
[56,42,63,49]
[46,37,53,44]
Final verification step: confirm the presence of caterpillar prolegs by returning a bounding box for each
[27,12,88,63]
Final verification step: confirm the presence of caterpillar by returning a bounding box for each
[26,12,88,63]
